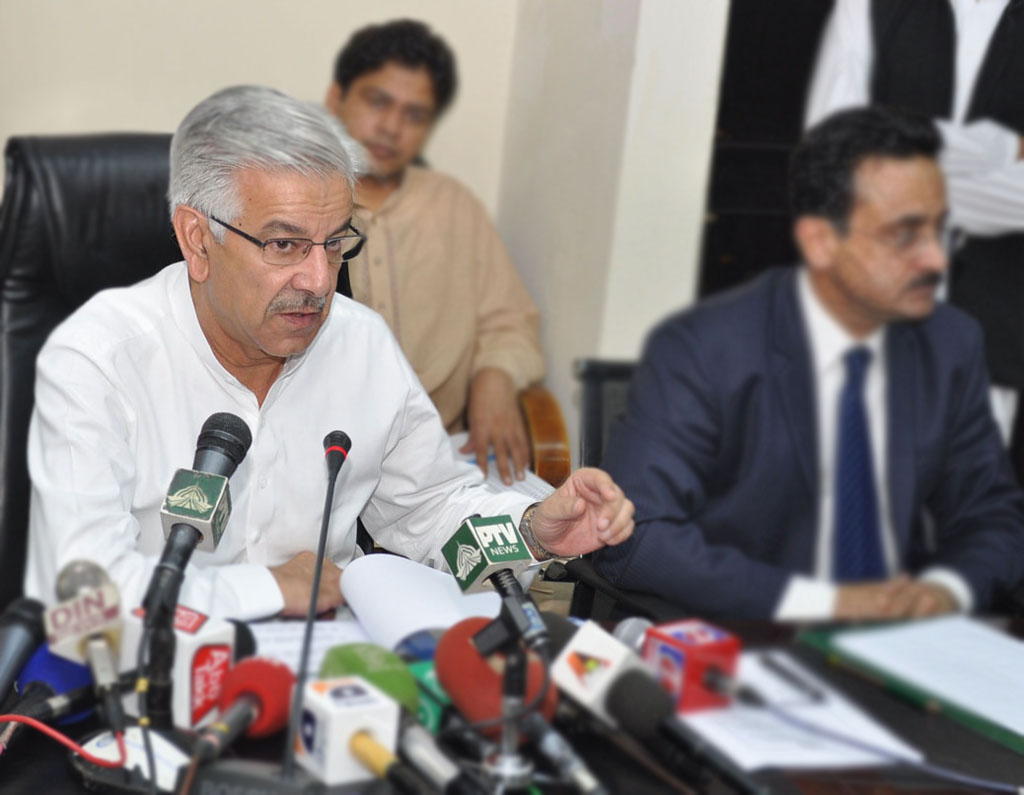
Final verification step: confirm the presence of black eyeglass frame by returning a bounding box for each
[209,215,366,264]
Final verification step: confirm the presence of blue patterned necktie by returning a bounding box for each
[833,346,886,581]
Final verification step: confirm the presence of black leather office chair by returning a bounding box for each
[552,357,686,620]
[0,134,181,610]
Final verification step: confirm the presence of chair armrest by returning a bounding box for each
[518,385,571,487]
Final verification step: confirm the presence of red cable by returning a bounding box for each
[0,714,126,768]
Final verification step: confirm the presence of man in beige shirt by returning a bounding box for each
[326,19,544,486]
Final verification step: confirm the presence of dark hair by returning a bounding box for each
[333,19,457,116]
[789,105,941,232]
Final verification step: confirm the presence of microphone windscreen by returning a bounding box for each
[540,612,580,657]
[612,616,653,652]
[194,412,252,476]
[323,431,352,456]
[319,643,419,715]
[435,617,557,739]
[218,657,295,738]
[604,669,673,739]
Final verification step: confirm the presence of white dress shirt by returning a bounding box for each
[805,0,1022,237]
[24,262,534,620]
[774,272,973,619]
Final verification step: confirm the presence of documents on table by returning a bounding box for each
[449,431,556,501]
[833,615,1024,747]
[682,651,922,771]
[250,554,501,673]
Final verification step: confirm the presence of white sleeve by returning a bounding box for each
[774,575,837,621]
[23,341,284,621]
[360,341,535,569]
[804,0,874,128]
[941,126,1024,236]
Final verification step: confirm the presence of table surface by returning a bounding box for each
[3,619,1024,794]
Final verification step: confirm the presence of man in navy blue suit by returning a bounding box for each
[594,106,1024,621]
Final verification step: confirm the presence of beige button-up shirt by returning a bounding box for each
[350,166,544,432]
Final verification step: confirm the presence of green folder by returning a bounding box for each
[799,622,1024,757]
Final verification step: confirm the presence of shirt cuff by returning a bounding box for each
[774,576,838,621]
[918,567,973,613]
[208,563,286,621]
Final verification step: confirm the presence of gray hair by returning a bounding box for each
[168,85,365,239]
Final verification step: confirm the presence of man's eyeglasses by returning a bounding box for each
[209,215,365,266]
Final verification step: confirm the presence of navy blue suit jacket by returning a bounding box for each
[593,268,1024,618]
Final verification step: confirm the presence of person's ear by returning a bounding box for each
[794,216,841,273]
[173,205,211,282]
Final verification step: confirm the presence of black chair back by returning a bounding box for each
[575,358,636,468]
[0,134,180,610]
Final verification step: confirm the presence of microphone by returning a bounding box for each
[435,616,557,739]
[194,656,295,763]
[319,642,488,795]
[441,515,548,654]
[295,674,403,786]
[142,412,251,729]
[119,606,254,729]
[0,598,45,704]
[146,412,252,624]
[0,646,92,753]
[436,617,604,793]
[605,670,767,795]
[281,430,352,783]
[319,643,420,715]
[44,560,126,734]
[549,617,767,795]
[640,619,741,714]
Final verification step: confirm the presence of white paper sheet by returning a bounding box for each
[340,553,501,650]
[250,613,370,674]
[834,615,1024,737]
[449,431,556,501]
[682,651,922,771]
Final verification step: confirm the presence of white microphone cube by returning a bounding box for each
[119,604,235,729]
[296,675,400,786]
[551,620,650,726]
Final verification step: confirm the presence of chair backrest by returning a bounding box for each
[574,358,637,468]
[0,134,181,610]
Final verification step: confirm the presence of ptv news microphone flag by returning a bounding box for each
[442,515,535,590]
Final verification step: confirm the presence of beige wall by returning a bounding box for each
[0,0,729,465]
[0,0,517,212]
[499,0,728,459]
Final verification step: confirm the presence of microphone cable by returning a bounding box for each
[0,712,127,768]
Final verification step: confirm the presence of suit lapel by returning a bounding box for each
[770,271,817,498]
[886,324,916,546]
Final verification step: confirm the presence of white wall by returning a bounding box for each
[498,0,729,460]
[0,0,517,212]
[0,0,730,466]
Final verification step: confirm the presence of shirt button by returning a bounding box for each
[374,258,382,267]
[377,303,386,311]
[252,530,262,542]
[258,477,268,489]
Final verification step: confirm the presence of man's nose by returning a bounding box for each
[293,244,334,296]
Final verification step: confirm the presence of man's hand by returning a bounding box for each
[529,468,634,557]
[835,576,958,620]
[460,367,530,485]
[269,551,344,617]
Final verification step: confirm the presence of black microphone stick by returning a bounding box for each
[141,412,251,729]
[0,598,45,704]
[280,430,351,780]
